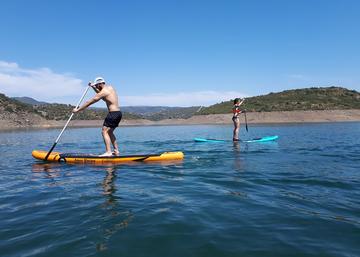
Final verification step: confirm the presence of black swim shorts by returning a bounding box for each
[103,111,122,128]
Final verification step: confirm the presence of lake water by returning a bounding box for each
[0,123,359,257]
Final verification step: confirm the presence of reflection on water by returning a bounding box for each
[232,141,242,172]
[32,163,63,174]
[97,166,134,252]
[32,163,64,179]
[32,163,135,252]
[102,166,117,198]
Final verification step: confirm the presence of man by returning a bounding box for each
[73,77,122,156]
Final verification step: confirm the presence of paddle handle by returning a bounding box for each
[44,86,91,160]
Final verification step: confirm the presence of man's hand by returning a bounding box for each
[72,107,80,113]
[89,81,100,93]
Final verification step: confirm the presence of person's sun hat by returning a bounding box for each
[92,77,106,86]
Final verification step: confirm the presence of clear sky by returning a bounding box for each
[0,0,359,106]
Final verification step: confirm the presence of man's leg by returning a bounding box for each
[109,128,119,155]
[233,119,240,141]
[101,126,113,156]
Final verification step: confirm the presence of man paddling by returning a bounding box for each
[73,77,122,156]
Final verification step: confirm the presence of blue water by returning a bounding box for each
[0,123,359,257]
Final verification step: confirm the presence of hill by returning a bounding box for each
[122,106,201,121]
[12,96,48,105]
[0,93,45,127]
[33,103,142,120]
[90,106,200,121]
[122,106,177,115]
[11,97,195,120]
[0,93,142,125]
[197,87,360,115]
[2,87,359,129]
[27,104,200,121]
[147,106,201,121]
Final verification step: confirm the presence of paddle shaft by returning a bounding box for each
[44,86,91,160]
[244,110,248,132]
[238,98,248,132]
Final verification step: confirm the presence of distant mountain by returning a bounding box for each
[6,95,198,120]
[122,106,201,120]
[122,106,174,115]
[10,96,202,120]
[1,93,141,122]
[90,106,201,120]
[4,86,358,124]
[197,87,360,115]
[12,96,48,105]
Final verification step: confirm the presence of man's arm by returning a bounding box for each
[88,82,100,93]
[73,90,107,113]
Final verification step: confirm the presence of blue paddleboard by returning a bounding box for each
[193,138,226,143]
[194,135,278,143]
[243,135,279,143]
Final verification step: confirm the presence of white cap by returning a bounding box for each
[92,77,105,86]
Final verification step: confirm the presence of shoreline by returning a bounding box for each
[0,109,359,131]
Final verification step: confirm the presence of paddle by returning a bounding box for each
[244,110,248,132]
[44,86,91,160]
[239,98,248,132]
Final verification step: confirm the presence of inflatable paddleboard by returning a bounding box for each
[193,138,226,143]
[243,135,278,143]
[194,135,278,143]
[32,150,184,164]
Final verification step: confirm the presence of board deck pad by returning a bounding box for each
[59,153,160,158]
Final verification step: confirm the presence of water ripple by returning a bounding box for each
[0,123,359,257]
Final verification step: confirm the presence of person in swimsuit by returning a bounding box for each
[232,98,245,141]
[73,77,122,156]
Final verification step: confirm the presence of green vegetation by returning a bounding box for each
[2,87,359,122]
[143,107,200,121]
[12,96,48,105]
[0,93,142,120]
[197,87,360,115]
[33,104,106,120]
[0,93,41,114]
[33,104,143,120]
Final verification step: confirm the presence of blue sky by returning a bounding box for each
[0,0,359,106]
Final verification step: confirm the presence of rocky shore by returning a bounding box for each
[0,109,359,131]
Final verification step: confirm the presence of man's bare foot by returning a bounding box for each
[99,152,113,157]
[113,149,120,156]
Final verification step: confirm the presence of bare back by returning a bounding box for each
[99,85,120,112]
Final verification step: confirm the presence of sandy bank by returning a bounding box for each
[0,110,359,131]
